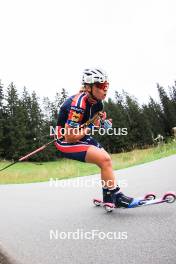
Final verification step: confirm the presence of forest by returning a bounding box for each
[0,80,176,161]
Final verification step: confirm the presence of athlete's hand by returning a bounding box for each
[99,112,113,129]
[99,111,107,120]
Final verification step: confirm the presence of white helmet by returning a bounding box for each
[82,68,109,85]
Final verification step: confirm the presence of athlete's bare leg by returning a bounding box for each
[85,146,116,188]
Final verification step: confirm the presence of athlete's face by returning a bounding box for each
[92,82,109,100]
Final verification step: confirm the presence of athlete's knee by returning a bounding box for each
[99,154,112,168]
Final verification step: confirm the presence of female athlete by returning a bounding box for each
[55,68,134,207]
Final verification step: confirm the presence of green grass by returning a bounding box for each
[0,140,176,184]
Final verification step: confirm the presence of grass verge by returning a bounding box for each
[0,141,176,184]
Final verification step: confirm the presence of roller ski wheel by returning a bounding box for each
[144,193,156,201]
[162,192,176,203]
[93,198,102,206]
[93,199,115,212]
[103,203,115,213]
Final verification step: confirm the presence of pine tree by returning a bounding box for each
[19,87,33,156]
[20,88,57,161]
[24,91,42,161]
[142,97,165,140]
[107,92,130,152]
[3,82,27,159]
[58,88,68,108]
[52,88,68,123]
[27,91,56,161]
[157,83,176,135]
[169,81,176,103]
[123,92,152,148]
[169,81,176,122]
[43,96,52,122]
[0,80,4,157]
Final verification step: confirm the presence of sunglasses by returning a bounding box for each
[94,81,109,91]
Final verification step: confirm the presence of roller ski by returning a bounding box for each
[93,186,176,213]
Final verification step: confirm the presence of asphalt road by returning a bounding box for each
[0,155,176,264]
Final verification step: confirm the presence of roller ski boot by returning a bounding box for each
[93,186,176,213]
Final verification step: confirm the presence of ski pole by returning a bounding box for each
[0,138,56,172]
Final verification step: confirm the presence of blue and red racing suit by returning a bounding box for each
[55,92,103,162]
